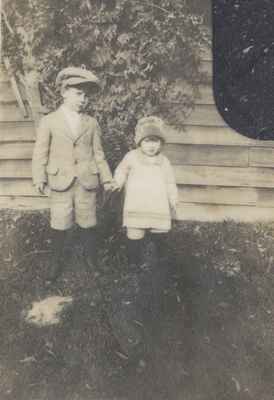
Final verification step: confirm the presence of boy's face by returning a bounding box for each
[62,86,88,112]
[140,136,162,157]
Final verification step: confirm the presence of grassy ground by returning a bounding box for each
[1,209,274,400]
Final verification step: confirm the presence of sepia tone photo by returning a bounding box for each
[0,1,274,399]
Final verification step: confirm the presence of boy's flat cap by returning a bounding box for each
[56,67,100,90]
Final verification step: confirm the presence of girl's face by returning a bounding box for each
[140,136,162,156]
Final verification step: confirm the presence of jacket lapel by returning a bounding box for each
[55,107,76,142]
[74,114,90,144]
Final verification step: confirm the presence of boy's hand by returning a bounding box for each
[103,182,113,192]
[170,201,178,217]
[35,182,46,195]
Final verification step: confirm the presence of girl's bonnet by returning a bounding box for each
[135,116,165,145]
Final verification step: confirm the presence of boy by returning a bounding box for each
[32,67,113,283]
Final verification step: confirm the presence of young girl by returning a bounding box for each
[114,116,178,268]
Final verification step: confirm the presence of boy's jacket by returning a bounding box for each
[32,108,112,191]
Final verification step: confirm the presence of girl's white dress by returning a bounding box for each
[114,149,178,231]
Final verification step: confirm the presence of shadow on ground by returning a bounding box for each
[0,210,274,400]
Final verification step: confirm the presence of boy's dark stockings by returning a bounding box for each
[46,227,97,285]
[48,228,66,284]
[80,226,98,271]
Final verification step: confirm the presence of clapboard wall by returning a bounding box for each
[2,50,274,222]
[168,47,274,222]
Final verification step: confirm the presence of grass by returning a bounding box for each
[0,209,274,400]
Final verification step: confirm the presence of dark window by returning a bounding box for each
[213,0,274,139]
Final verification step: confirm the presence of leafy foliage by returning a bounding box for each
[4,0,208,167]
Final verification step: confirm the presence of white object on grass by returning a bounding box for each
[25,296,73,327]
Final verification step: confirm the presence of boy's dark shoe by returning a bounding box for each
[46,257,65,285]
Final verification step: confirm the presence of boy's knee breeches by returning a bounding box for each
[50,179,97,230]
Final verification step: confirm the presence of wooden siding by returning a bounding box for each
[2,44,274,222]
[167,44,274,222]
[0,122,36,142]
[164,144,249,167]
[184,104,226,126]
[174,165,274,188]
[0,103,32,122]
[176,203,274,223]
[0,196,49,210]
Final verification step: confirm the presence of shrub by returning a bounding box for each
[3,0,208,167]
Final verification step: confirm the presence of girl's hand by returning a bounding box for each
[111,181,122,192]
[103,182,113,191]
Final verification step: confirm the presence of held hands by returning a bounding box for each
[103,182,113,192]
[111,180,122,192]
[103,180,121,192]
[36,181,120,193]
